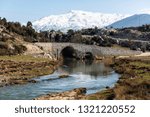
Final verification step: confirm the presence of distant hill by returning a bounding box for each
[109,14,150,28]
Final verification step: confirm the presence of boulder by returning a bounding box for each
[59,74,69,78]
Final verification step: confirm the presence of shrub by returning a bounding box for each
[13,44,27,54]
[0,43,27,55]
[0,37,8,42]
[0,42,9,49]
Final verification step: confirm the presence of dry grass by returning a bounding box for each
[0,55,57,87]
[84,89,115,100]
[112,44,130,50]
[0,55,50,62]
[102,57,114,66]
[113,57,150,99]
[84,56,150,100]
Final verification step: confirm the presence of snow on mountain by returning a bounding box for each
[32,10,129,32]
[109,14,150,28]
[140,9,150,14]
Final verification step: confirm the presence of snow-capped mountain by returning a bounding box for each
[109,14,150,28]
[33,10,129,32]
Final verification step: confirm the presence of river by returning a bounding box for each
[0,59,120,100]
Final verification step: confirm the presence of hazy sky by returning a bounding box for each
[0,0,150,23]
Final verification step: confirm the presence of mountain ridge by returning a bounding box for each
[109,14,150,28]
[33,10,129,32]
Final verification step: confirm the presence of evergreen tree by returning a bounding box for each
[27,21,32,27]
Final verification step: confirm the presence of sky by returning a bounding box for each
[0,0,150,23]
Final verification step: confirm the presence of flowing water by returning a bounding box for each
[0,60,120,100]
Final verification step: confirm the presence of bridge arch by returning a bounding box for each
[60,46,77,59]
[83,52,94,60]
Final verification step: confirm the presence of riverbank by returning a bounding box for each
[34,88,87,100]
[0,55,57,87]
[84,55,150,100]
[35,53,150,100]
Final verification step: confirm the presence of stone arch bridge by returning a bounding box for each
[34,42,141,59]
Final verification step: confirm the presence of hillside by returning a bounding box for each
[0,18,46,55]
[0,25,27,55]
[109,14,150,28]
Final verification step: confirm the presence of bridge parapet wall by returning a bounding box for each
[35,42,141,59]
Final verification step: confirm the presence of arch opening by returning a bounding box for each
[61,46,77,59]
[84,52,94,60]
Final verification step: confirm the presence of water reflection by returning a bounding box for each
[59,59,113,78]
[0,59,119,100]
